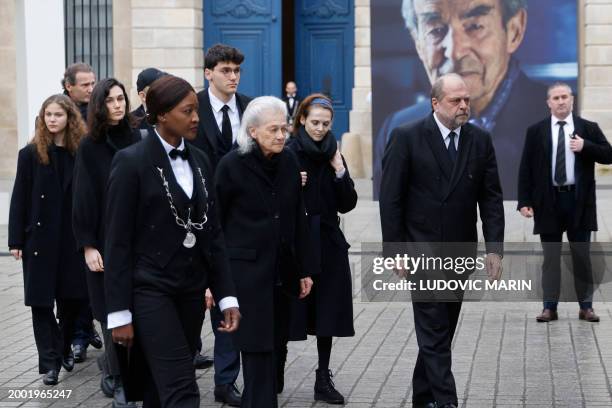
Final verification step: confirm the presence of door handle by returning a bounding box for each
[271,15,277,22]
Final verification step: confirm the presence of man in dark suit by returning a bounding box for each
[380,73,504,408]
[130,67,167,131]
[62,62,103,361]
[518,82,612,323]
[282,81,300,130]
[192,43,252,406]
[374,0,549,200]
[193,44,252,170]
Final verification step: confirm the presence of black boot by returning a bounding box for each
[276,348,287,394]
[314,369,345,404]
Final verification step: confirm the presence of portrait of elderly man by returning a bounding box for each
[373,0,553,200]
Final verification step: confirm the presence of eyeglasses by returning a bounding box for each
[216,67,241,77]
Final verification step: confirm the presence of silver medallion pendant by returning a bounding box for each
[183,231,196,248]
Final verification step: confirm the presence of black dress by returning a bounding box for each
[286,128,357,338]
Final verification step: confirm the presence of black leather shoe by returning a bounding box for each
[43,369,59,385]
[112,377,137,408]
[314,369,345,404]
[73,344,87,363]
[62,351,74,372]
[413,402,436,408]
[90,327,103,349]
[193,352,214,369]
[214,383,241,407]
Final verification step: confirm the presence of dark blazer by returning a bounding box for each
[193,89,252,169]
[9,144,86,307]
[283,95,300,120]
[72,127,142,321]
[518,115,612,234]
[374,71,548,200]
[104,130,236,315]
[379,114,504,254]
[215,148,313,352]
[130,105,153,132]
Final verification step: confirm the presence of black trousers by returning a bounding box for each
[100,321,120,376]
[540,190,594,310]
[411,300,463,406]
[241,287,290,408]
[133,287,204,408]
[31,299,86,373]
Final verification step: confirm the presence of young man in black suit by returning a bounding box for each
[193,44,252,170]
[379,73,504,408]
[518,82,612,323]
[192,43,252,406]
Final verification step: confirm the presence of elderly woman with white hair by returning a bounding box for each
[214,96,314,407]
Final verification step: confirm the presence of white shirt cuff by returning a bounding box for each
[218,296,239,311]
[107,310,132,329]
[335,168,346,179]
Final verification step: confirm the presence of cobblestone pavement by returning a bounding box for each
[1,179,612,407]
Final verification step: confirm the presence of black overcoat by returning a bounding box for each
[72,126,141,321]
[8,144,86,307]
[518,114,612,234]
[286,134,357,338]
[215,148,314,352]
[379,114,505,250]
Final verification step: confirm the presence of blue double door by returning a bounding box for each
[203,0,354,138]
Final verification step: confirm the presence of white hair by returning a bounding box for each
[236,96,288,155]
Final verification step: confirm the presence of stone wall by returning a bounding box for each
[583,0,612,138]
[0,0,18,179]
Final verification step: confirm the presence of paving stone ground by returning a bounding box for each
[1,178,612,407]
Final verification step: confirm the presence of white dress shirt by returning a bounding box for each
[208,88,241,143]
[551,114,575,186]
[287,94,296,110]
[433,112,461,150]
[107,131,239,329]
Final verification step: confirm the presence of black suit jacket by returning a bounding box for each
[518,115,612,234]
[104,130,236,315]
[282,95,300,119]
[193,89,252,169]
[379,114,504,255]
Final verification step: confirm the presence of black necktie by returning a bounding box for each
[448,131,458,164]
[221,105,233,149]
[555,121,567,185]
[169,147,189,160]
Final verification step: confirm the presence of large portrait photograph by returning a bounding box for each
[372,0,578,199]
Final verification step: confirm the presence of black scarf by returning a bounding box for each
[106,123,134,152]
[252,143,280,183]
[296,126,337,162]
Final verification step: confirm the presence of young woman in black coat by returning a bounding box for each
[8,94,87,385]
[284,93,358,404]
[104,75,240,408]
[72,78,141,406]
[214,96,314,408]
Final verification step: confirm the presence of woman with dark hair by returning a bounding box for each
[72,78,140,407]
[285,93,357,404]
[215,96,314,407]
[104,75,240,408]
[8,94,87,385]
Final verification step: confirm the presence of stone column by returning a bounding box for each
[130,0,204,102]
[344,0,371,179]
[0,0,18,181]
